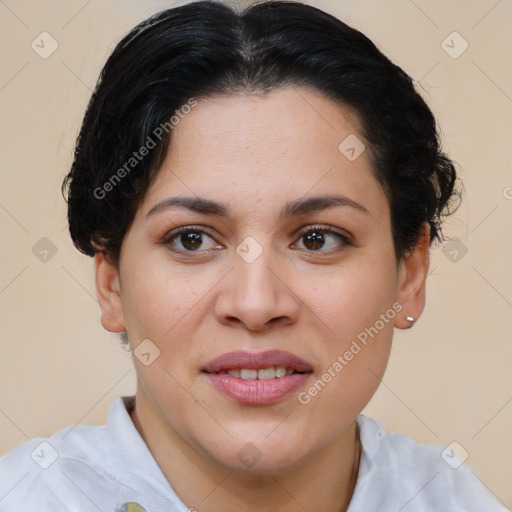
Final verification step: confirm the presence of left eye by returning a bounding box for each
[293,228,350,252]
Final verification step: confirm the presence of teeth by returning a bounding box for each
[240,369,258,380]
[224,366,293,379]
[257,368,276,380]
[275,367,287,378]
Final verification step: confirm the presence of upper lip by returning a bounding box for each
[203,350,313,373]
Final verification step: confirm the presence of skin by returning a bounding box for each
[94,87,430,512]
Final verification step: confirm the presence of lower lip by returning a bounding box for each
[205,372,311,405]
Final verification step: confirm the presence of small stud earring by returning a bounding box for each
[406,316,415,328]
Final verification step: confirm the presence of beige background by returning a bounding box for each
[1,0,511,507]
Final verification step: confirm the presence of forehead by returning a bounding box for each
[168,87,363,164]
[139,87,388,221]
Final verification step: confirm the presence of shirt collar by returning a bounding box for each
[348,414,384,507]
[106,395,177,498]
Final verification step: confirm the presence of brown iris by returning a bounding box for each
[303,231,325,250]
[181,231,202,250]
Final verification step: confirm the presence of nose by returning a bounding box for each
[214,248,300,331]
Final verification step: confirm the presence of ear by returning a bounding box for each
[94,252,126,333]
[394,223,431,329]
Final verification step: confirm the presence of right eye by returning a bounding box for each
[162,226,224,256]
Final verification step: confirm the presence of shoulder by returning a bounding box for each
[353,415,508,512]
[0,396,180,511]
[0,422,109,510]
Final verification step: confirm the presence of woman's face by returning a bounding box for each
[96,87,428,473]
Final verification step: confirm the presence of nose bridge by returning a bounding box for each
[232,236,280,307]
[238,246,275,292]
[214,234,299,330]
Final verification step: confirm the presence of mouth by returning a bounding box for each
[202,350,313,405]
[215,367,296,379]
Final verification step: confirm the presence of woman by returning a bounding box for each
[0,1,506,511]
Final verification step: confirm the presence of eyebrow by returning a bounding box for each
[146,194,369,219]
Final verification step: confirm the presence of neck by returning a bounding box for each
[129,389,361,512]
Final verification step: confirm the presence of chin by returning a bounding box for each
[202,430,313,475]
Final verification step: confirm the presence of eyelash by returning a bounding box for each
[161,224,353,258]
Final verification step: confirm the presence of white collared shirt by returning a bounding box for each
[0,396,508,511]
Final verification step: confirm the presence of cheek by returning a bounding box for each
[300,310,393,421]
[300,257,398,343]
[295,250,397,406]
[120,276,182,340]
[119,256,218,344]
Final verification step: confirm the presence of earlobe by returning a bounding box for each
[394,224,431,330]
[94,252,126,333]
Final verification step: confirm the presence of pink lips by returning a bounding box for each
[202,350,313,405]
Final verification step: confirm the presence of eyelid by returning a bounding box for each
[162,224,218,241]
[293,223,353,243]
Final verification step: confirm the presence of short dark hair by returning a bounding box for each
[61,0,459,267]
